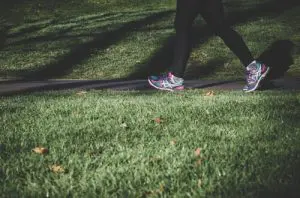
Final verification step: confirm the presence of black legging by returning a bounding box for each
[171,0,254,77]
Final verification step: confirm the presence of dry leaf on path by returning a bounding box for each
[49,164,65,173]
[205,91,215,96]
[32,147,48,154]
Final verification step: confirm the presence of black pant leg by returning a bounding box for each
[200,0,254,67]
[171,0,200,77]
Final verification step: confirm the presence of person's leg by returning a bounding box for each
[200,0,270,92]
[200,0,254,67]
[171,0,200,78]
[148,0,199,91]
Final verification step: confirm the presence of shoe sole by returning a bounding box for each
[148,78,184,92]
[245,67,270,93]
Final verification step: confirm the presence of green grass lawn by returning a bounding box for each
[1,90,300,197]
[1,0,300,197]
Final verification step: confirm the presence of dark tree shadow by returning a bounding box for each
[127,22,213,79]
[0,28,7,51]
[128,35,175,79]
[0,79,149,97]
[128,0,300,79]
[6,12,147,46]
[8,22,115,47]
[1,0,299,82]
[184,58,226,80]
[257,40,296,90]
[0,20,11,51]
[15,10,173,80]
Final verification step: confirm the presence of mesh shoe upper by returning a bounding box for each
[148,72,184,91]
[244,61,270,92]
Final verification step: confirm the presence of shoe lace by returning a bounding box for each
[246,66,258,85]
[161,72,169,79]
[161,72,181,87]
[158,72,171,81]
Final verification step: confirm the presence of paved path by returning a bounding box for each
[0,77,299,96]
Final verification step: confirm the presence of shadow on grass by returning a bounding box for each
[3,0,298,81]
[6,12,143,46]
[0,28,7,51]
[128,0,300,79]
[258,39,296,90]
[207,147,300,198]
[258,40,295,80]
[222,113,300,198]
[0,18,12,51]
[2,0,299,81]
[184,58,226,80]
[12,10,174,80]
[170,98,300,198]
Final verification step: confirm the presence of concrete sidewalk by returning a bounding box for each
[0,77,299,96]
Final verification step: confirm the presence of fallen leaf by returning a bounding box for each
[143,184,165,197]
[194,148,201,157]
[159,184,165,192]
[142,191,155,197]
[170,140,176,145]
[32,147,48,154]
[49,164,65,173]
[154,117,163,123]
[76,91,87,95]
[205,91,214,96]
[198,179,202,188]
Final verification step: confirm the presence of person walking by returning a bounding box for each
[148,0,270,92]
